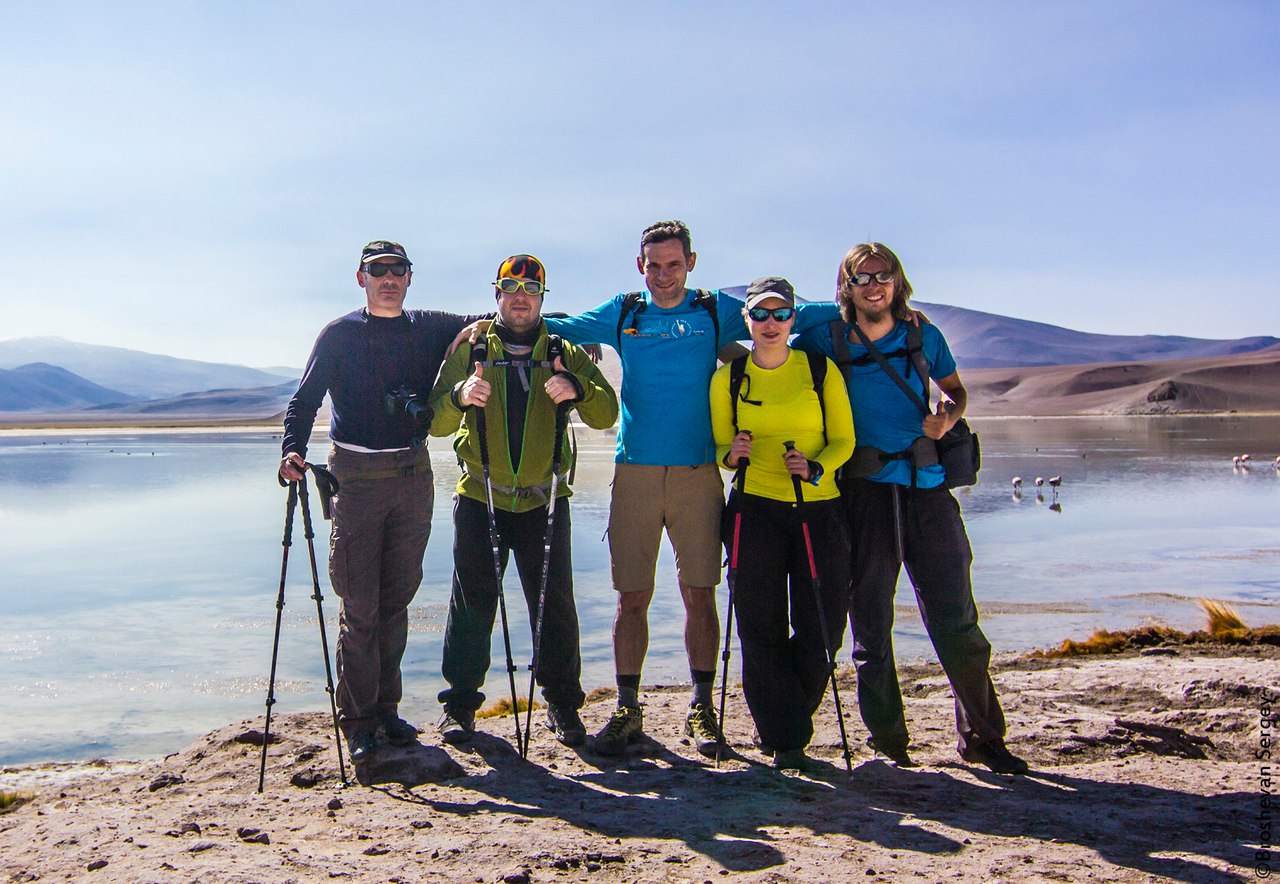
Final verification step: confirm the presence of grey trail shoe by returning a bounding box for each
[684,702,724,758]
[437,707,475,745]
[593,705,643,756]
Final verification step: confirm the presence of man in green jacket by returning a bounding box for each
[429,254,619,747]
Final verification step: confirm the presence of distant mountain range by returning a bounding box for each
[2,301,1277,418]
[912,302,1280,369]
[0,363,138,411]
[0,337,296,401]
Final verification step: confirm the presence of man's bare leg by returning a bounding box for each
[679,581,719,672]
[612,586,654,679]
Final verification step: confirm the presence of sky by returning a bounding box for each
[2,1,1277,369]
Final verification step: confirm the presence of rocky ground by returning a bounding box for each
[2,644,1273,883]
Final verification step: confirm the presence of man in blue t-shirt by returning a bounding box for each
[545,220,837,757]
[793,242,1028,775]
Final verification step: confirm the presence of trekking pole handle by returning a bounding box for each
[783,441,805,503]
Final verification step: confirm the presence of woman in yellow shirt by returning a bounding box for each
[709,277,856,771]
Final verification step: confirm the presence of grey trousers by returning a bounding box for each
[842,477,1006,755]
[327,445,434,737]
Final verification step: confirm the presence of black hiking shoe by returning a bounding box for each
[437,707,475,745]
[347,731,377,764]
[593,705,643,756]
[868,736,916,768]
[751,728,775,758]
[684,702,723,758]
[379,715,420,747]
[546,705,587,747]
[773,748,811,772]
[960,739,1028,775]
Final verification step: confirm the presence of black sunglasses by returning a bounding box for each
[850,270,894,286]
[365,262,410,278]
[747,306,795,323]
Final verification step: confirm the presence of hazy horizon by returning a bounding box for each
[3,2,1277,367]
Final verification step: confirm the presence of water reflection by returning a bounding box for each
[1,416,1278,764]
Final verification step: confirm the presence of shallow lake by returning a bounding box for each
[1,415,1277,765]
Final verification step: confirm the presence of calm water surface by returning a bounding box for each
[1,416,1277,765]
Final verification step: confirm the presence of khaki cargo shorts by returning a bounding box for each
[608,463,724,593]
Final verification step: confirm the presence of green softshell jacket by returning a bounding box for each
[428,324,619,513]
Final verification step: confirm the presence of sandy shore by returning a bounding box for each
[2,643,1273,883]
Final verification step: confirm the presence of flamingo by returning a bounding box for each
[1048,476,1062,490]
[1034,477,1045,489]
[1012,477,1023,490]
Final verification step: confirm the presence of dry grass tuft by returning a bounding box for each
[1028,601,1279,659]
[0,791,34,813]
[1201,598,1247,635]
[476,696,540,719]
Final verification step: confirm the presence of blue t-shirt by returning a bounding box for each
[793,319,957,488]
[546,290,837,465]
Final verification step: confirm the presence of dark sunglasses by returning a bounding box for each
[747,306,795,322]
[494,278,547,295]
[850,270,894,286]
[364,262,410,278]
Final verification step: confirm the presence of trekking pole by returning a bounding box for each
[716,438,749,767]
[296,465,348,787]
[785,441,854,774]
[476,405,525,754]
[522,400,571,757]
[258,479,298,792]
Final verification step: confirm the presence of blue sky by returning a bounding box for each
[2,1,1277,368]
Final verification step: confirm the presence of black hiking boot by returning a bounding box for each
[437,707,475,745]
[347,731,377,764]
[868,736,916,768]
[546,705,587,747]
[773,748,811,772]
[379,715,420,747]
[960,739,1029,775]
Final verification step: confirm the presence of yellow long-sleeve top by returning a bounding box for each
[710,350,855,502]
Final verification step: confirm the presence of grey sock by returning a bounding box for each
[691,669,714,707]
[617,674,641,709]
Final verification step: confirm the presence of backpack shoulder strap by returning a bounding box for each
[828,319,853,384]
[615,292,645,351]
[849,322,929,416]
[692,289,720,348]
[805,349,828,443]
[546,333,564,361]
[728,353,749,431]
[905,322,930,403]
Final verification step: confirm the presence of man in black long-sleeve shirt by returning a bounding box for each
[279,240,482,764]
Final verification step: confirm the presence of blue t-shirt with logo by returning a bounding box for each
[793,319,957,488]
[546,290,837,465]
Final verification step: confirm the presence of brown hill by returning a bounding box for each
[963,346,1280,416]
